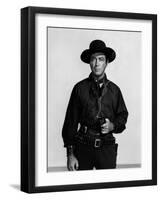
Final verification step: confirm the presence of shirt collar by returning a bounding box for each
[89,73,109,85]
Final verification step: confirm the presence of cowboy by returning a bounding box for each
[62,40,128,171]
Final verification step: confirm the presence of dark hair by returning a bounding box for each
[105,55,109,63]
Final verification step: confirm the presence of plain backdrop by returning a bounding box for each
[0,0,160,199]
[48,27,141,168]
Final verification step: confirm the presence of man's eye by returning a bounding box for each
[99,57,105,61]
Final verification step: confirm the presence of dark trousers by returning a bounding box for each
[74,143,118,170]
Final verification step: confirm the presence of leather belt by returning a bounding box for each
[75,126,115,148]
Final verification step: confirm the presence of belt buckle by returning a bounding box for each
[94,138,101,148]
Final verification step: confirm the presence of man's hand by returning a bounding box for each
[67,154,79,171]
[101,118,114,134]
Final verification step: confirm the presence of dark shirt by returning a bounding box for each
[62,73,128,147]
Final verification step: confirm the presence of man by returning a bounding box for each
[62,39,128,171]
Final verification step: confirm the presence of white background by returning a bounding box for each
[48,27,141,168]
[0,0,159,199]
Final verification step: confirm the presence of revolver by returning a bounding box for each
[97,117,106,134]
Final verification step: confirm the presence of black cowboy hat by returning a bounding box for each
[80,40,116,64]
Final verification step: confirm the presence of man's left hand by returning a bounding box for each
[101,118,114,134]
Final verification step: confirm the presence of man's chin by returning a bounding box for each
[93,72,103,77]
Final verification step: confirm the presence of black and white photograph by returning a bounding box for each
[1,0,161,198]
[21,6,157,193]
[47,27,141,172]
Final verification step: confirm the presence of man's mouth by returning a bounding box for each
[95,68,100,71]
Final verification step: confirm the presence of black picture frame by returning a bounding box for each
[21,6,157,193]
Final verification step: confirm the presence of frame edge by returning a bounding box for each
[20,6,157,193]
[21,7,36,193]
[21,7,30,193]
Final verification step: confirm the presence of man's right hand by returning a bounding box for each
[67,154,79,171]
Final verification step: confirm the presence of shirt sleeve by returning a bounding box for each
[62,85,81,147]
[113,88,128,133]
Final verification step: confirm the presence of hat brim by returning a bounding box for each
[80,47,116,64]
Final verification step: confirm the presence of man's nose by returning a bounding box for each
[95,58,99,65]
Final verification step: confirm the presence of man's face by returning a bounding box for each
[90,52,108,78]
